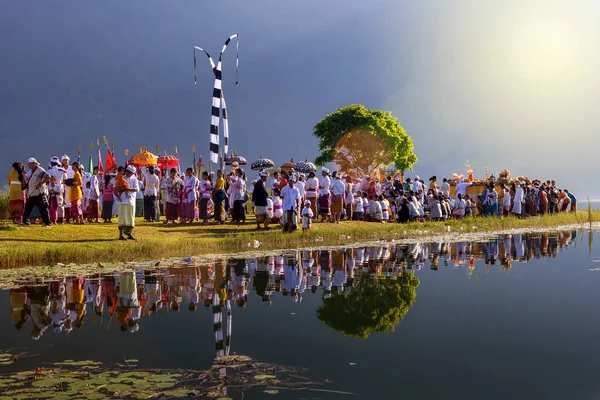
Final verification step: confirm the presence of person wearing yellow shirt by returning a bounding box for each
[212,169,226,224]
[69,162,84,224]
[7,162,26,223]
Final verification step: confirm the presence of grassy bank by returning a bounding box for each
[1,210,599,268]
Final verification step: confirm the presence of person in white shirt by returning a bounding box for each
[301,200,313,231]
[86,166,101,223]
[280,177,301,232]
[295,175,306,203]
[330,172,345,223]
[318,168,331,221]
[345,184,354,220]
[352,192,364,220]
[118,165,140,240]
[267,171,280,196]
[181,167,198,224]
[512,182,525,217]
[304,171,319,218]
[452,193,466,218]
[455,178,472,198]
[440,178,451,197]
[61,155,75,222]
[142,166,160,222]
[47,156,67,222]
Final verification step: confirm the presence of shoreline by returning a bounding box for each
[0,211,598,273]
[0,220,596,290]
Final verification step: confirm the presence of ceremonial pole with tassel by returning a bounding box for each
[192,146,197,177]
[88,142,94,174]
[193,34,239,171]
[124,149,129,166]
[77,144,81,164]
[174,146,181,175]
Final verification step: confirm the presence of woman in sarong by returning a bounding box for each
[231,168,247,224]
[7,162,26,223]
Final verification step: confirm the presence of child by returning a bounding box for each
[373,195,383,222]
[113,166,130,202]
[48,175,60,224]
[361,191,370,220]
[352,192,363,220]
[266,196,274,221]
[272,188,283,224]
[302,200,313,231]
[390,199,397,222]
[380,195,389,222]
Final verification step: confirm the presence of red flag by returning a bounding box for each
[105,149,117,174]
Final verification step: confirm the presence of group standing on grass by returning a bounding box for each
[7,157,578,237]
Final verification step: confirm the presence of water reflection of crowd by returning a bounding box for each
[9,231,577,340]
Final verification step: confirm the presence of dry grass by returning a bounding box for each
[1,210,599,268]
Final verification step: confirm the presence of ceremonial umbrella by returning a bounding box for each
[225,153,247,166]
[294,160,317,174]
[250,157,275,171]
[128,150,158,167]
[157,154,180,170]
[280,158,296,171]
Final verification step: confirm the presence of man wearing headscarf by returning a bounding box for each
[61,155,74,222]
[252,171,269,230]
[21,158,52,227]
[318,168,331,221]
[47,156,67,223]
[118,165,140,240]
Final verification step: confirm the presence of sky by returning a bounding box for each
[1,0,599,197]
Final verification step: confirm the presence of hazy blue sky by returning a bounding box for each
[1,0,599,197]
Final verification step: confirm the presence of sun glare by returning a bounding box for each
[510,18,578,80]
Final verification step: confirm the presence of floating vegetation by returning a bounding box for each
[0,355,329,399]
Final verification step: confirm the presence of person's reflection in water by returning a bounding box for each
[143,270,162,317]
[116,272,140,333]
[66,278,86,329]
[320,250,332,300]
[27,284,52,340]
[332,250,346,295]
[168,269,183,312]
[182,266,200,312]
[49,278,67,333]
[254,258,273,306]
[229,259,249,308]
[201,264,216,308]
[11,287,28,330]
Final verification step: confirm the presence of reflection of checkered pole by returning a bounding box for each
[225,299,232,355]
[212,293,224,357]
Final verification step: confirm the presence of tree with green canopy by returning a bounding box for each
[312,104,417,176]
[316,272,420,340]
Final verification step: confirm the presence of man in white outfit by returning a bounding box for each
[511,182,525,217]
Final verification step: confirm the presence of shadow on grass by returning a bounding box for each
[0,238,117,243]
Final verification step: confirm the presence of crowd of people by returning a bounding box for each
[6,156,579,237]
[8,230,577,340]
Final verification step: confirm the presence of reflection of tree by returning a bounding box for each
[316,273,419,339]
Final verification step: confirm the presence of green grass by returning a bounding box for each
[0,194,8,221]
[1,210,599,269]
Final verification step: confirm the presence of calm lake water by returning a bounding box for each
[2,230,600,399]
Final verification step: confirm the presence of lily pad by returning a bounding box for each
[254,374,276,380]
[164,389,198,398]
[0,378,15,386]
[263,389,280,394]
[32,377,73,387]
[0,361,14,366]
[104,383,132,393]
[146,374,180,383]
